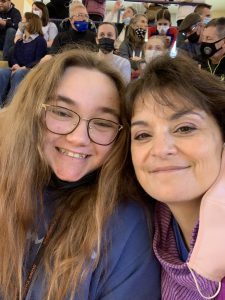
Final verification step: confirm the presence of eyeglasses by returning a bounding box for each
[41,104,123,146]
[185,24,198,35]
[71,13,89,19]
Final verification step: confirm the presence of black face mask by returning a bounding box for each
[98,38,115,54]
[200,37,225,58]
[187,32,200,44]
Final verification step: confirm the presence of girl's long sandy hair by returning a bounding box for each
[0,49,130,299]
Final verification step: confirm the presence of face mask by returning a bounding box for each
[203,17,211,25]
[32,10,42,18]
[157,25,169,35]
[98,37,114,54]
[200,37,225,58]
[135,28,146,40]
[73,20,88,32]
[145,49,163,63]
[187,32,200,44]
[122,17,131,26]
[18,21,26,33]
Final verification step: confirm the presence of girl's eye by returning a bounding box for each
[175,126,196,134]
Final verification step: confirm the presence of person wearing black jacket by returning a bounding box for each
[200,17,225,81]
[0,0,21,59]
[41,1,96,63]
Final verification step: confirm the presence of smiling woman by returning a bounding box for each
[0,48,160,300]
[125,53,225,300]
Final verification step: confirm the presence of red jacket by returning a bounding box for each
[148,26,178,48]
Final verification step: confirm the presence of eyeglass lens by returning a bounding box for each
[44,105,121,145]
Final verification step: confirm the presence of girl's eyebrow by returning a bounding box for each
[55,95,120,118]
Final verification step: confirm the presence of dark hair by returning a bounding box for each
[156,8,171,23]
[97,22,118,38]
[194,3,212,15]
[206,17,225,39]
[125,53,225,139]
[32,1,49,26]
[25,12,43,35]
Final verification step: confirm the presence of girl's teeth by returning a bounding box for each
[59,148,87,158]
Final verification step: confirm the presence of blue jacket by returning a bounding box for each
[25,199,161,299]
[11,35,47,68]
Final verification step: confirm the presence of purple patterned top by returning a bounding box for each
[153,202,220,299]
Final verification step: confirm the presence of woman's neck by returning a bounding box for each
[167,199,201,249]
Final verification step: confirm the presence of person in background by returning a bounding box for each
[142,3,164,26]
[96,22,131,84]
[41,1,96,62]
[15,1,58,48]
[176,0,206,27]
[0,0,21,60]
[194,3,212,25]
[176,0,206,47]
[104,0,137,50]
[119,14,148,75]
[0,48,161,300]
[178,13,204,63]
[82,0,106,22]
[144,35,168,64]
[148,8,178,49]
[138,35,168,76]
[46,0,69,20]
[201,17,225,81]
[126,52,225,300]
[0,12,47,106]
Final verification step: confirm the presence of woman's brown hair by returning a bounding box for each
[125,53,225,139]
[25,12,43,35]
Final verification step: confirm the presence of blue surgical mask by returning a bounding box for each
[73,20,88,32]
[122,17,131,26]
[203,17,211,25]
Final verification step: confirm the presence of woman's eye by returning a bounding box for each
[133,132,151,140]
[175,126,196,134]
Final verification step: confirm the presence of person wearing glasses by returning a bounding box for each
[0,48,160,300]
[178,13,205,63]
[41,1,96,63]
[0,0,21,60]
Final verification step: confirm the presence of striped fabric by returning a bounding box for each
[153,202,219,300]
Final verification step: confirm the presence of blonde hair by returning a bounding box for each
[69,1,87,18]
[0,49,129,300]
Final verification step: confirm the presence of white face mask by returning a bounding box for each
[157,25,169,35]
[145,49,163,63]
[32,10,42,18]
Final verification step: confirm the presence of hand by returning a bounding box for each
[11,64,20,71]
[0,18,6,26]
[39,54,53,64]
[202,146,225,203]
[112,0,123,13]
[188,146,225,282]
[130,56,142,62]
[11,65,26,74]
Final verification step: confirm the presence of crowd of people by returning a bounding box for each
[0,0,225,299]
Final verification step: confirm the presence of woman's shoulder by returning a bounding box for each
[47,21,58,29]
